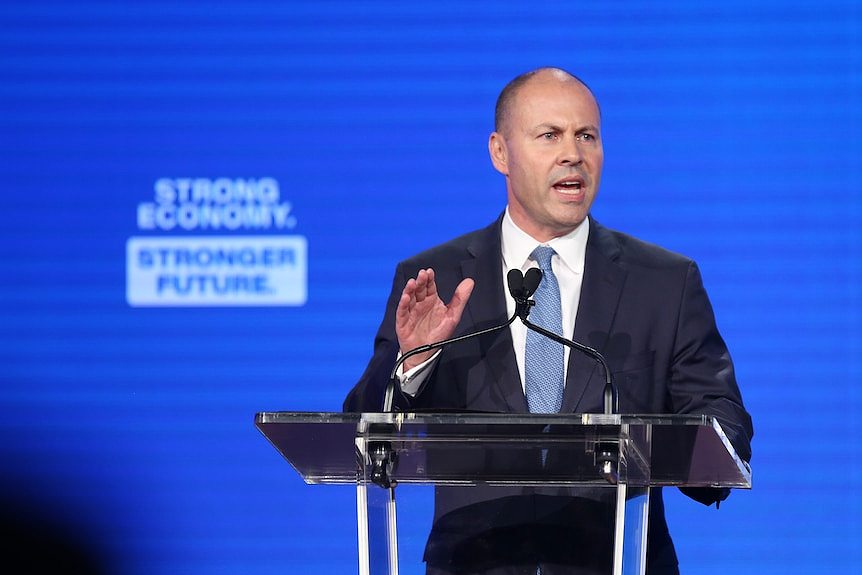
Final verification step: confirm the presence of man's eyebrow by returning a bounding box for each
[531,123,563,132]
[530,123,600,133]
[576,124,600,133]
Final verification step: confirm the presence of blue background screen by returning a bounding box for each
[0,2,859,573]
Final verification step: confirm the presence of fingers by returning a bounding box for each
[401,269,436,304]
[395,268,435,327]
[395,283,419,330]
[396,269,472,321]
[422,268,437,300]
[410,268,436,303]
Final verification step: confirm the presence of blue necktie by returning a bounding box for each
[525,246,565,414]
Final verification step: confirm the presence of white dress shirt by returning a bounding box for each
[501,209,589,391]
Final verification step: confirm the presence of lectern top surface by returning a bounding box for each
[254,411,751,489]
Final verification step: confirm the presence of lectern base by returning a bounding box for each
[357,483,650,575]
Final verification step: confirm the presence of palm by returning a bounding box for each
[395,268,474,369]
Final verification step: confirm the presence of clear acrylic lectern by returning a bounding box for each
[255,412,750,575]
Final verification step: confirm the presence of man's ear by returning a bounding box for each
[488,132,509,176]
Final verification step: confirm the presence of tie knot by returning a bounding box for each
[531,245,556,271]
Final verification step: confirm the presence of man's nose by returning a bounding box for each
[558,135,584,165]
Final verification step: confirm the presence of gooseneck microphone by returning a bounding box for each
[382,270,543,413]
[508,268,618,416]
[509,267,620,483]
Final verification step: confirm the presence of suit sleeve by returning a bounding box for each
[343,262,419,412]
[668,261,754,463]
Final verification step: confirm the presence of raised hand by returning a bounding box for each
[395,268,475,371]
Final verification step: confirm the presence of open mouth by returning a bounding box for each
[552,177,585,194]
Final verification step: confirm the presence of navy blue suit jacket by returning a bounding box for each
[345,215,753,574]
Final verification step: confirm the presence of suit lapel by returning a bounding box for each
[462,217,528,413]
[561,219,627,413]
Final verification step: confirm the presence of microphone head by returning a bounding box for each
[523,268,543,298]
[506,268,525,299]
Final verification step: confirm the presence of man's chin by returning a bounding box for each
[551,209,590,231]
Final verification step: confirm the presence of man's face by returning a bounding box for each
[489,72,603,242]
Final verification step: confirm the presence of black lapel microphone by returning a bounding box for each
[382,272,534,412]
[509,268,618,416]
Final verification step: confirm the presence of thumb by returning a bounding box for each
[448,278,475,318]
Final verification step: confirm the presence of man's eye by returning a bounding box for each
[578,133,595,142]
[541,132,557,140]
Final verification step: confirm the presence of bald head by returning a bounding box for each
[487,67,604,242]
[494,67,600,136]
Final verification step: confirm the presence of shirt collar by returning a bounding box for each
[501,208,590,276]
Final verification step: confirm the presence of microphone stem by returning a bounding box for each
[521,317,617,415]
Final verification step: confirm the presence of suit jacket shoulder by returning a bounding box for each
[397,217,502,275]
[589,219,695,271]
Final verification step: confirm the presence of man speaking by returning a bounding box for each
[345,67,753,575]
